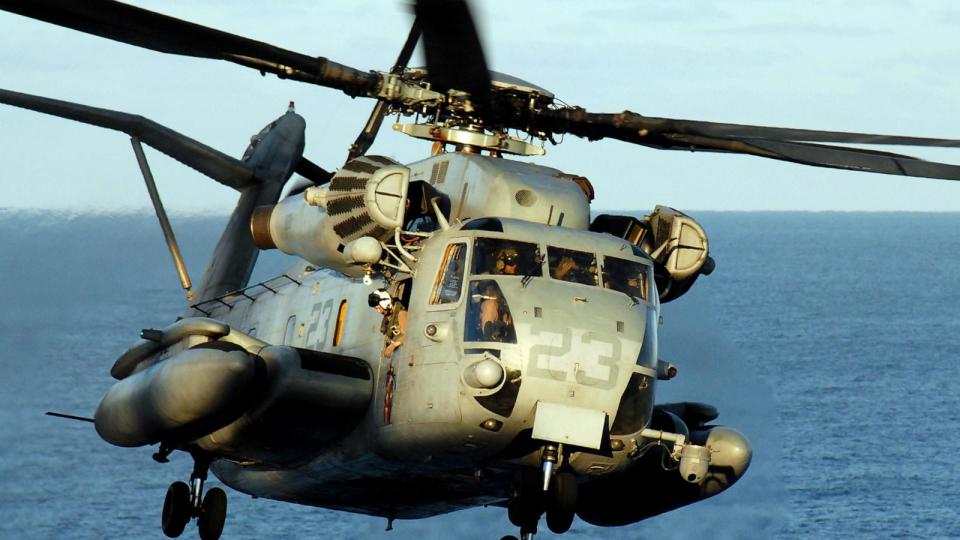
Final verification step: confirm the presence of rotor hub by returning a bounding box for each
[393,122,545,156]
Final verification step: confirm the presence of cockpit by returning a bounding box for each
[426,226,654,345]
[472,238,542,278]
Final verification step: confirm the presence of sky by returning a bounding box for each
[1,0,959,213]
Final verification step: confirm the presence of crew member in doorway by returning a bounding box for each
[369,288,407,358]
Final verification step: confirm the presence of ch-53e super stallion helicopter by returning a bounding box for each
[3,1,960,539]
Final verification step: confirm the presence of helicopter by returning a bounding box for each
[2,2,959,540]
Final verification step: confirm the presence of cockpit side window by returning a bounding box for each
[472,238,541,277]
[430,242,467,304]
[547,246,599,286]
[602,256,650,301]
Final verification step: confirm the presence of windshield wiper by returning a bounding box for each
[521,250,542,288]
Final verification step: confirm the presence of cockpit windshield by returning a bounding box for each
[602,256,650,301]
[472,238,542,277]
[547,246,598,286]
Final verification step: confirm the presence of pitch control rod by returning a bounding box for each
[131,137,194,301]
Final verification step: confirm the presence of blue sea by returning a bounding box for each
[1,211,957,539]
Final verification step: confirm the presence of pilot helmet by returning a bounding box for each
[367,289,393,310]
[496,246,520,271]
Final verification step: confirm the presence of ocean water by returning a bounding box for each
[0,211,957,540]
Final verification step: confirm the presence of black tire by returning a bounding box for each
[161,481,191,538]
[546,471,577,534]
[506,498,523,528]
[507,468,542,527]
[198,487,228,540]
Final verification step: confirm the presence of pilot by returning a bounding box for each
[552,255,579,281]
[368,289,407,358]
[604,269,644,299]
[495,246,520,275]
[478,281,514,341]
[602,270,620,291]
[627,273,646,299]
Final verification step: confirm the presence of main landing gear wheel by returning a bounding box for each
[161,481,191,538]
[159,452,228,540]
[507,468,542,528]
[197,487,228,540]
[545,471,577,534]
[506,468,544,539]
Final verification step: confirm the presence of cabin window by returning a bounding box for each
[602,257,651,301]
[547,246,598,286]
[471,238,541,277]
[465,280,516,343]
[333,300,348,346]
[430,242,467,304]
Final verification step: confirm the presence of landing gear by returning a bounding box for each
[507,468,540,529]
[506,466,578,539]
[162,481,191,538]
[545,472,577,534]
[198,487,227,540]
[159,452,227,540]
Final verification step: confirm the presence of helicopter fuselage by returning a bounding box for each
[196,215,658,518]
[93,151,747,528]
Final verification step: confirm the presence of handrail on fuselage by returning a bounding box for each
[190,273,303,316]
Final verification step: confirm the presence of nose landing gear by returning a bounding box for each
[160,453,228,540]
[545,470,576,534]
[505,466,578,539]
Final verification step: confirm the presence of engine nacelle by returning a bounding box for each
[576,417,751,526]
[250,155,409,276]
[590,207,713,302]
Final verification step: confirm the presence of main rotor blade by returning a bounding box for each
[347,19,423,162]
[672,134,960,180]
[0,88,258,190]
[295,157,334,186]
[0,0,380,96]
[546,110,960,148]
[415,0,492,116]
[661,118,960,147]
[535,108,960,181]
[393,17,424,76]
